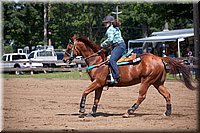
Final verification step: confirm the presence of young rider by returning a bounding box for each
[101,15,126,84]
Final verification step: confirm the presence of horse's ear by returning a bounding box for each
[71,34,78,43]
[69,39,72,44]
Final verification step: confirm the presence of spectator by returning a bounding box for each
[186,47,193,57]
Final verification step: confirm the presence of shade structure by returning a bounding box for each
[128,33,194,43]
[128,28,194,58]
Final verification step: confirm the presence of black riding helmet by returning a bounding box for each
[102,15,115,23]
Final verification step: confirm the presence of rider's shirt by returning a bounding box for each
[102,25,124,48]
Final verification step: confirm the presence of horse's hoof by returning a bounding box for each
[79,113,85,118]
[86,113,95,117]
[127,109,135,115]
[122,113,129,118]
[79,108,85,113]
[164,111,171,116]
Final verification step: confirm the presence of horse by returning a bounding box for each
[63,35,196,118]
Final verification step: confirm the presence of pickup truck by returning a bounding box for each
[28,49,78,68]
[28,49,58,67]
[1,53,43,74]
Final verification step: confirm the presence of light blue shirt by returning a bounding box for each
[102,25,124,47]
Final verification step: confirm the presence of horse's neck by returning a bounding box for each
[82,48,103,66]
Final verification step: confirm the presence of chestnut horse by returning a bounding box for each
[64,36,196,118]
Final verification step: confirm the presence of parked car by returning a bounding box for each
[71,56,87,67]
[28,49,57,67]
[1,53,43,74]
[55,51,64,60]
[132,47,152,56]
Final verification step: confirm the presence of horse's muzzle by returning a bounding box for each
[63,57,74,64]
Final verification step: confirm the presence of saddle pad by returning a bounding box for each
[117,57,141,66]
[117,53,136,63]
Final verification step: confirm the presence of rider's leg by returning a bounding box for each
[109,43,125,82]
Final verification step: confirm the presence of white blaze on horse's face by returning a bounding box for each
[74,39,77,45]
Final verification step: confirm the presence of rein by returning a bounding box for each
[70,39,104,61]
[84,49,104,60]
[69,39,107,72]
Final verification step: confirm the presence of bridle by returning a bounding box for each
[67,39,104,62]
[66,39,109,72]
[66,39,79,61]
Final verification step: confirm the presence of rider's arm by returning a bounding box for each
[101,27,115,47]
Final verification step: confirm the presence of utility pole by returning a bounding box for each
[112,5,122,21]
[44,3,48,47]
[193,1,199,79]
[48,2,51,46]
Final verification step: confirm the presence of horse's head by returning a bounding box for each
[63,34,84,63]
[63,35,106,64]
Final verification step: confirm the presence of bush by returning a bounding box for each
[3,45,14,53]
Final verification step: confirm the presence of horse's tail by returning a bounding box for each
[161,56,196,90]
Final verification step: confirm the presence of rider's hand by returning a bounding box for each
[101,43,107,48]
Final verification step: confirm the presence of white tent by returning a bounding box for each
[151,28,193,36]
[128,28,194,57]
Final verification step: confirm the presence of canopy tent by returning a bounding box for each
[128,33,194,43]
[128,28,194,57]
[151,28,193,36]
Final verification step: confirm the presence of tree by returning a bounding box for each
[3,2,43,52]
[3,2,194,52]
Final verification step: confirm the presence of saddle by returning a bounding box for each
[106,49,141,86]
[116,49,140,66]
[118,53,136,63]
[86,49,141,72]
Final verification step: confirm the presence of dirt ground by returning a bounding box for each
[2,78,198,132]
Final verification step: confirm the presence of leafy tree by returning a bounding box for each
[2,2,194,53]
[3,2,43,52]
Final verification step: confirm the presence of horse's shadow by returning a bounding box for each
[57,112,186,118]
[70,112,160,118]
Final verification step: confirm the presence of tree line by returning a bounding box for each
[3,2,193,53]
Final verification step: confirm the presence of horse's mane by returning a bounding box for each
[76,36,106,60]
[77,36,101,53]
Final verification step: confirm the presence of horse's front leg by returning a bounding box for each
[90,87,103,115]
[79,79,102,114]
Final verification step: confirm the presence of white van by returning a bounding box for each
[28,49,57,67]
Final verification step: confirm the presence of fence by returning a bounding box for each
[1,57,198,76]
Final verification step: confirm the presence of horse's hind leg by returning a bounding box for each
[154,84,171,116]
[123,81,150,118]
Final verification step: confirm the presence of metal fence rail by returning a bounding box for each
[1,57,198,74]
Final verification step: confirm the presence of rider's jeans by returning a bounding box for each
[109,42,126,79]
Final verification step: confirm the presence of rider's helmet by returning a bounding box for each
[102,15,115,23]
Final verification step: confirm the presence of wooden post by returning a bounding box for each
[78,64,82,79]
[193,2,199,79]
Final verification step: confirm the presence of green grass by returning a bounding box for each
[1,70,196,81]
[2,71,176,80]
[2,70,90,79]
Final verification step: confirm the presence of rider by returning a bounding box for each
[101,15,126,84]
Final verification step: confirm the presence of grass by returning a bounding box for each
[1,70,186,80]
[1,70,90,79]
